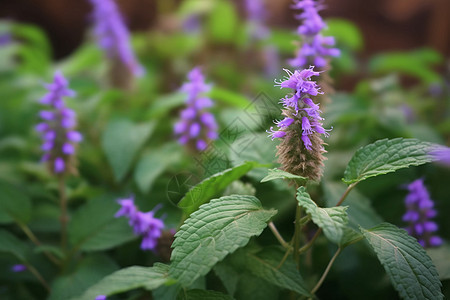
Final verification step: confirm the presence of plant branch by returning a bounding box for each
[25,263,50,292]
[58,176,68,250]
[336,183,356,207]
[292,205,303,268]
[18,223,60,265]
[310,247,342,297]
[298,228,322,254]
[268,222,290,249]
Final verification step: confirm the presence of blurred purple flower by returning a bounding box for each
[36,71,81,175]
[245,0,270,40]
[402,178,442,248]
[174,68,218,151]
[95,296,107,300]
[0,33,11,46]
[430,146,450,167]
[288,0,340,69]
[89,0,144,77]
[115,197,164,251]
[11,264,26,272]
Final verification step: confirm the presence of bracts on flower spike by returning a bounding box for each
[268,67,330,181]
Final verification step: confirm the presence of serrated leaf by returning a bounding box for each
[245,247,311,297]
[102,119,155,182]
[297,187,348,244]
[170,195,277,286]
[343,138,437,184]
[73,263,170,300]
[0,229,28,261]
[261,168,307,184]
[49,254,118,300]
[177,289,233,300]
[339,227,363,248]
[361,223,443,300]
[68,195,135,251]
[0,181,32,224]
[178,162,262,216]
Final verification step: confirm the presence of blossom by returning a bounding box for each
[95,296,107,300]
[88,0,144,77]
[288,0,340,69]
[430,146,450,167]
[403,179,442,248]
[11,264,26,272]
[245,0,270,40]
[36,72,81,175]
[115,197,164,251]
[174,68,218,151]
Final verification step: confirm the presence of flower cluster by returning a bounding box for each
[245,0,269,40]
[268,67,329,181]
[115,197,164,251]
[36,72,82,175]
[403,179,442,248]
[11,264,26,273]
[288,0,340,69]
[174,68,218,151]
[430,146,450,167]
[89,0,144,77]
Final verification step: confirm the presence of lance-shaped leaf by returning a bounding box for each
[73,263,170,300]
[361,223,443,300]
[170,195,277,286]
[297,187,348,244]
[261,168,307,184]
[178,161,262,216]
[343,138,437,184]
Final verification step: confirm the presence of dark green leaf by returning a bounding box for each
[362,223,443,300]
[0,229,28,261]
[0,181,31,224]
[170,195,277,286]
[343,138,437,184]
[177,289,233,300]
[261,168,307,184]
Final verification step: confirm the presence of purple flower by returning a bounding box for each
[269,67,330,151]
[430,146,450,167]
[288,0,340,69]
[175,68,218,151]
[95,296,107,300]
[245,0,270,40]
[36,72,81,175]
[89,0,144,77]
[11,264,27,272]
[115,197,164,251]
[402,179,442,248]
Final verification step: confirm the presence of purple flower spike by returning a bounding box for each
[174,68,218,152]
[95,296,107,300]
[288,0,339,69]
[11,264,27,273]
[402,178,442,248]
[89,0,144,77]
[430,146,450,167]
[36,72,81,176]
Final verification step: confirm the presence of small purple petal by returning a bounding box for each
[54,157,65,173]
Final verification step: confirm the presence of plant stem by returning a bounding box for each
[18,223,60,265]
[277,246,293,269]
[58,176,68,250]
[309,247,342,297]
[336,183,356,207]
[268,222,290,249]
[292,205,302,268]
[25,263,50,292]
[298,228,322,254]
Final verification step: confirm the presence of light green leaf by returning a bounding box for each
[427,244,450,281]
[102,119,155,182]
[170,195,277,286]
[244,247,311,297]
[324,19,364,51]
[0,181,32,224]
[297,187,348,244]
[178,161,262,216]
[361,223,443,300]
[343,138,437,184]
[209,87,250,108]
[73,263,170,300]
[68,195,135,252]
[49,254,118,300]
[261,168,307,184]
[207,0,238,44]
[0,229,28,261]
[146,92,185,119]
[177,289,233,300]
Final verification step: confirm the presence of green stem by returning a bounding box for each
[336,183,356,207]
[277,246,293,269]
[309,247,342,297]
[292,205,303,268]
[58,176,68,250]
[25,263,50,292]
[298,228,322,254]
[18,223,60,265]
[268,222,290,249]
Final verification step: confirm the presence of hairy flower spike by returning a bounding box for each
[36,72,81,176]
[89,0,144,77]
[115,197,164,251]
[403,179,442,248]
[174,68,218,151]
[268,67,329,181]
[288,0,340,69]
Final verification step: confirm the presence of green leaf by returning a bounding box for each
[339,227,363,248]
[49,254,118,300]
[244,247,312,297]
[343,138,437,185]
[324,19,364,51]
[261,168,307,184]
[134,144,182,194]
[427,244,450,281]
[170,195,277,286]
[68,195,135,252]
[0,229,28,261]
[0,181,32,224]
[297,187,348,244]
[213,263,240,296]
[209,87,250,108]
[74,263,170,300]
[177,289,233,300]
[146,92,185,119]
[102,119,155,182]
[361,223,443,300]
[178,161,262,216]
[207,0,238,44]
